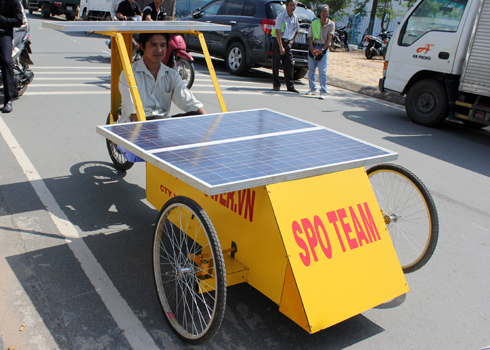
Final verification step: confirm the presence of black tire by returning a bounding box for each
[105,113,134,171]
[367,163,439,274]
[405,79,449,127]
[293,67,307,80]
[66,13,75,20]
[364,42,374,59]
[28,7,33,14]
[153,196,226,345]
[175,57,195,89]
[41,2,50,18]
[225,42,249,76]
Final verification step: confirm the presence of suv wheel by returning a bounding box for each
[226,42,249,76]
[293,68,308,80]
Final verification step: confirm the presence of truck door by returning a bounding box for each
[384,0,471,93]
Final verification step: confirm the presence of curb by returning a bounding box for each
[327,76,405,106]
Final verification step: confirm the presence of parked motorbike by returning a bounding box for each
[0,15,34,98]
[105,15,195,89]
[364,31,392,59]
[329,26,349,52]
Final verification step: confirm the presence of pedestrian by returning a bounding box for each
[0,0,23,113]
[116,0,142,20]
[142,0,166,21]
[305,5,334,100]
[272,0,299,93]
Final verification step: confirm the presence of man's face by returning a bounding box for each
[321,8,329,18]
[142,34,167,66]
[286,1,296,15]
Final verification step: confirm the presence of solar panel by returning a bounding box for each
[97,109,397,195]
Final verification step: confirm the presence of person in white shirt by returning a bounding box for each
[119,32,206,123]
[272,0,299,93]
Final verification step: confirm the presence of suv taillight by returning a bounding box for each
[261,19,275,36]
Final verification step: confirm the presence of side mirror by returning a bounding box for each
[381,12,390,32]
[192,8,203,18]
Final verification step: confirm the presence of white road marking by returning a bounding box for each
[0,117,160,350]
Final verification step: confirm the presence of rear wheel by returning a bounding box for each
[226,42,249,75]
[175,57,195,89]
[293,67,308,80]
[105,113,134,171]
[367,163,438,273]
[364,42,374,59]
[41,2,50,18]
[153,196,226,344]
[405,79,449,127]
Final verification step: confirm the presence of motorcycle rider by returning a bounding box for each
[142,0,166,21]
[0,0,23,113]
[116,0,142,21]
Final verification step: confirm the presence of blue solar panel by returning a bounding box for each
[103,109,316,151]
[98,109,397,194]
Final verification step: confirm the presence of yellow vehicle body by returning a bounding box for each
[147,163,409,333]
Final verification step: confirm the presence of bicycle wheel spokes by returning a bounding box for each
[367,164,438,273]
[153,196,226,344]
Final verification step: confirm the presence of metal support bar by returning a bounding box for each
[113,33,146,121]
[196,32,227,113]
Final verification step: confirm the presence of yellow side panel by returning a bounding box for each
[146,163,288,304]
[267,167,409,333]
[279,261,310,333]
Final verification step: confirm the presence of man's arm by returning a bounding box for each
[275,14,285,55]
[0,0,23,30]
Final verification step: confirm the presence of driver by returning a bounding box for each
[119,33,206,122]
[116,0,142,20]
[142,0,166,21]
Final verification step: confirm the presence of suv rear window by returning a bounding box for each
[267,2,316,23]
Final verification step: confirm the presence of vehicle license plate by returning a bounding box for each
[295,34,306,44]
[67,6,72,10]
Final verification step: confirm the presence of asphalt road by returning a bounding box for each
[0,13,489,350]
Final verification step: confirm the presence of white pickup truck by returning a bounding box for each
[380,0,490,128]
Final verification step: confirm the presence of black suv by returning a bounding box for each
[180,0,316,79]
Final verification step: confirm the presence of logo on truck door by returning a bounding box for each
[413,44,434,60]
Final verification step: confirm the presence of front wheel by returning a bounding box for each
[153,196,226,344]
[175,57,195,89]
[405,79,449,127]
[367,163,438,273]
[105,113,134,171]
[226,42,249,75]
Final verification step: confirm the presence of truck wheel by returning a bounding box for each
[293,67,307,80]
[405,79,448,127]
[66,13,75,20]
[226,42,249,76]
[41,2,50,18]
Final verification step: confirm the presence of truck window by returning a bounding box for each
[400,0,468,46]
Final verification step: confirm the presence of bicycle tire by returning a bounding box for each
[105,113,134,171]
[153,196,226,344]
[367,163,438,273]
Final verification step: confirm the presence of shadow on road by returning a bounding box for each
[4,161,392,349]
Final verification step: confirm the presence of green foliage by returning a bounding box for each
[302,0,352,19]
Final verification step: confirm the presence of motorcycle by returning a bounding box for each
[0,12,34,98]
[105,15,195,89]
[364,31,392,59]
[329,26,349,52]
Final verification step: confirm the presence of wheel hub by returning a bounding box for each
[417,92,436,113]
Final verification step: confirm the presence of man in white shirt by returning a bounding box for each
[272,0,299,93]
[119,32,206,122]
